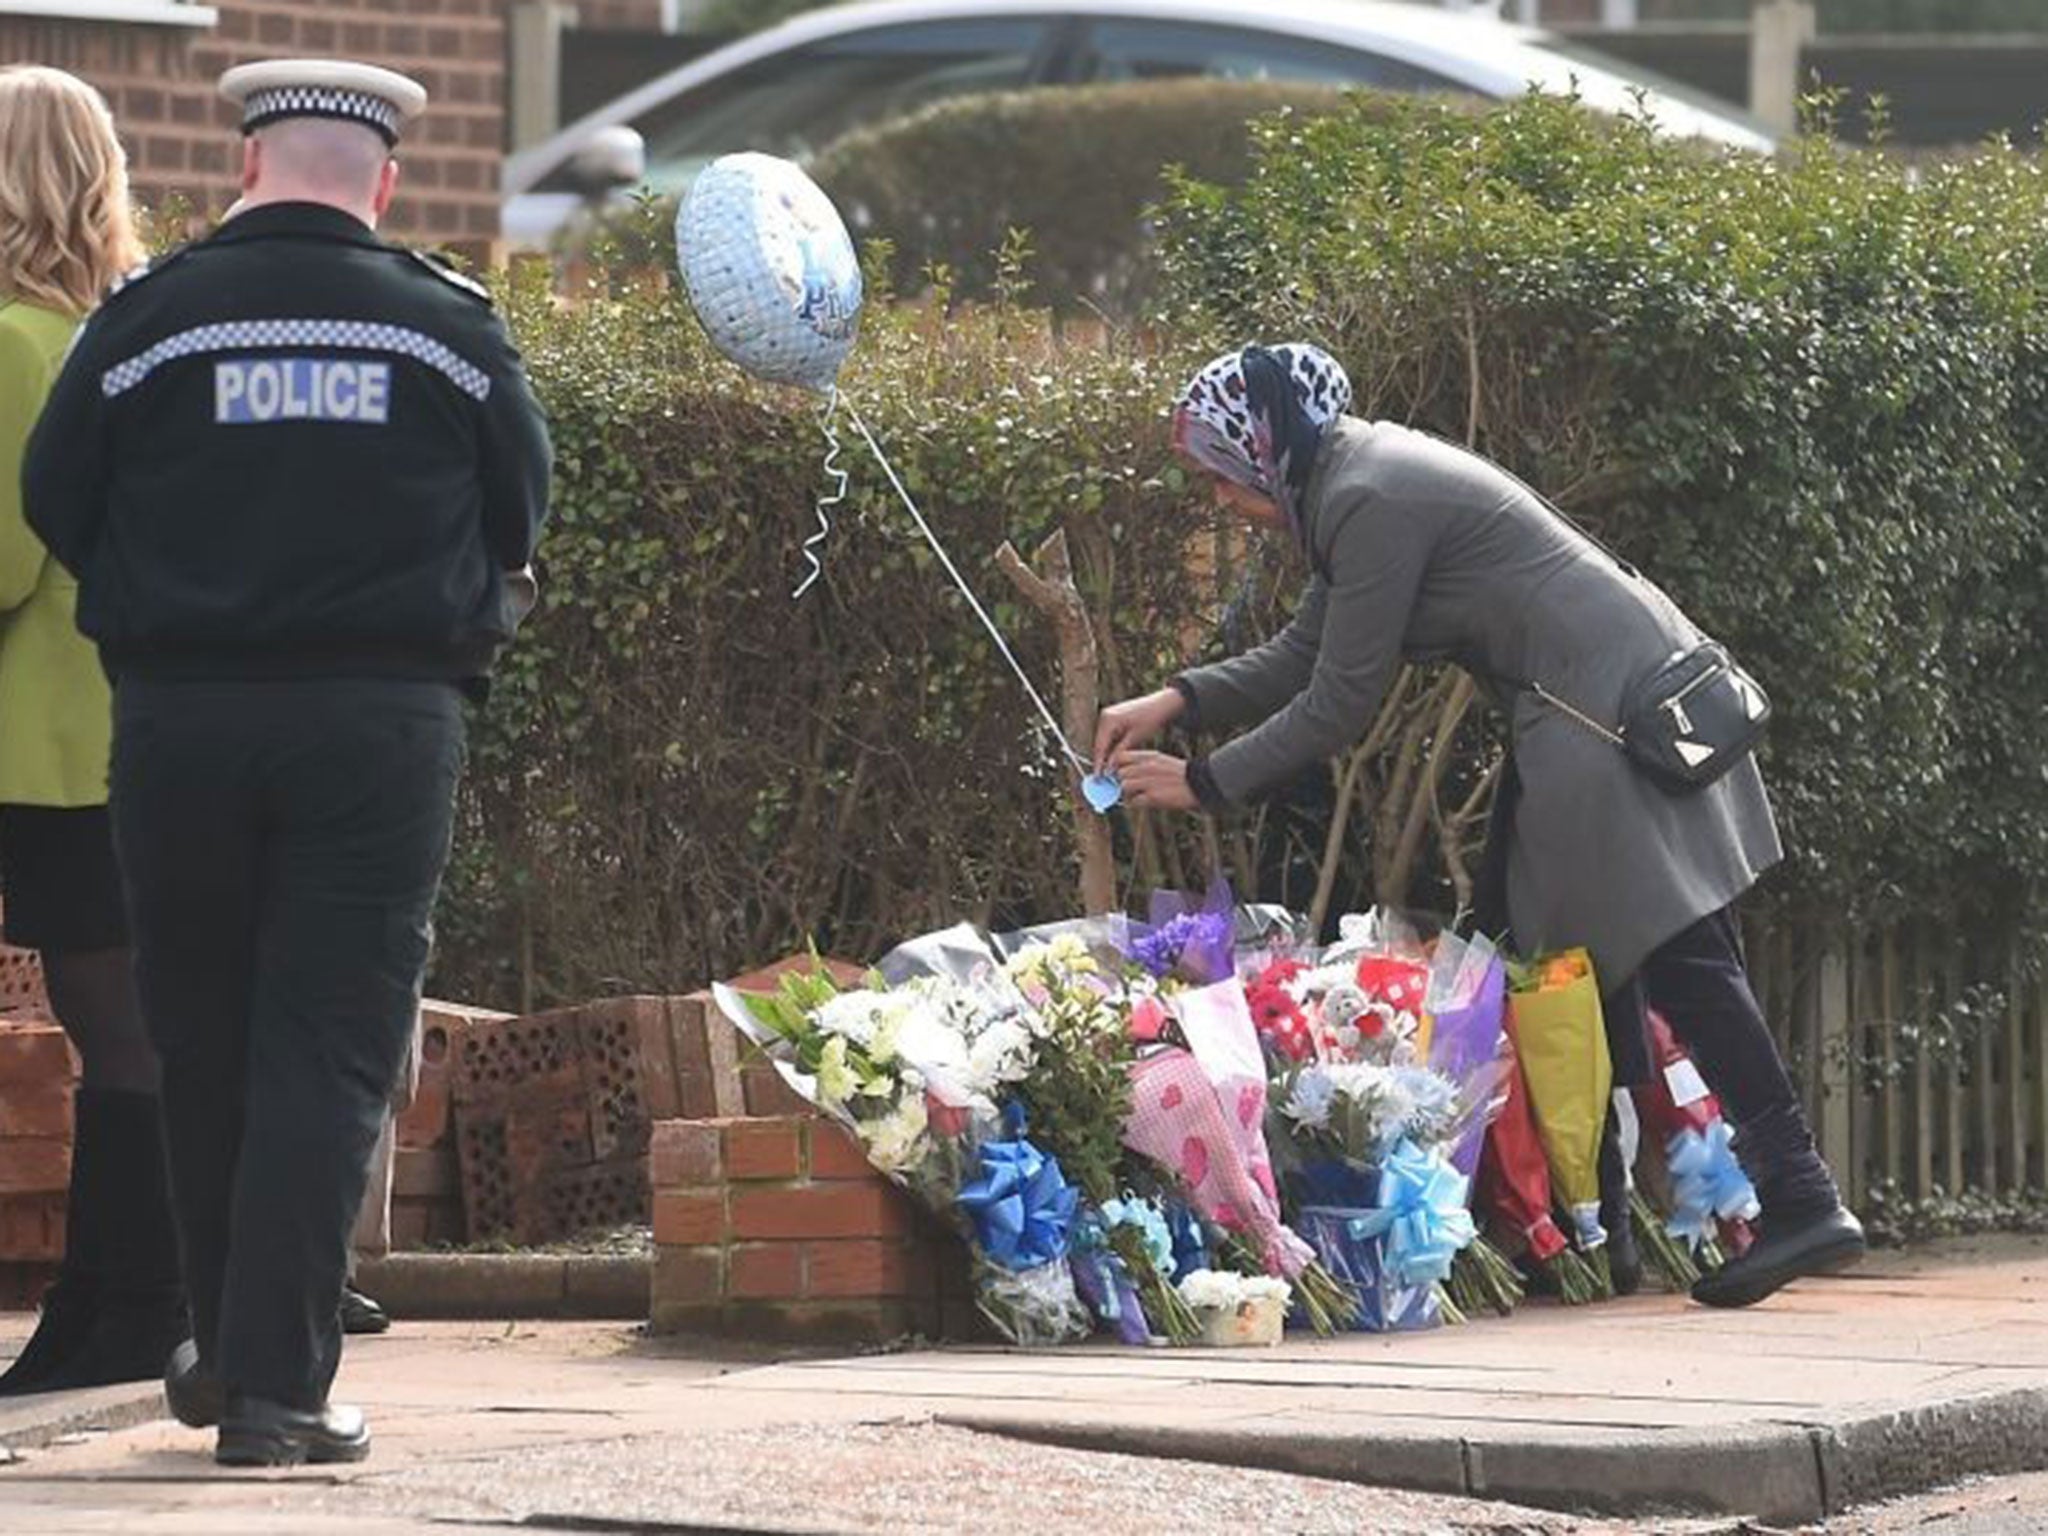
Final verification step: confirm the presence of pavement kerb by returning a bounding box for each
[0,1380,162,1460]
[940,1383,2048,1525]
[354,1252,649,1320]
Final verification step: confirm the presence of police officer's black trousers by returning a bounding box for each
[110,678,464,1410]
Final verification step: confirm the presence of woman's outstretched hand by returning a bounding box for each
[1115,751,1198,812]
[1092,687,1185,771]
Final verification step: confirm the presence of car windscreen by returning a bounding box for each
[1073,17,1469,93]
[535,18,1058,193]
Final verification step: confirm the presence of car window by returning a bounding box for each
[1075,19,1469,92]
[540,19,1058,191]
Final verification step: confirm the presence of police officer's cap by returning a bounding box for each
[218,59,427,148]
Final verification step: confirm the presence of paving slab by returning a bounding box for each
[0,1236,2044,1531]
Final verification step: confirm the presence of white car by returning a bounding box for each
[505,0,1774,245]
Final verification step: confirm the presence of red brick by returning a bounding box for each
[0,1026,71,1086]
[393,1146,457,1199]
[651,1190,725,1246]
[0,1079,71,1139]
[0,1195,62,1262]
[724,1120,803,1181]
[654,1244,723,1305]
[806,1239,913,1299]
[649,1121,721,1189]
[729,1184,912,1242]
[0,1137,70,1196]
[728,1242,803,1300]
[742,1064,814,1119]
[807,1121,877,1181]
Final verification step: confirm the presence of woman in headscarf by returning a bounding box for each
[1095,342,1861,1308]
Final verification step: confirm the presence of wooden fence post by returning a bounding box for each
[1912,927,1934,1200]
[1880,928,1901,1191]
[1817,937,1854,1206]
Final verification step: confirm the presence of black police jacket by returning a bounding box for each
[23,201,552,690]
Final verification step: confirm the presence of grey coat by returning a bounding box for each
[1176,418,1781,992]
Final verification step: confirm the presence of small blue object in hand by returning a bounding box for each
[1082,771,1122,814]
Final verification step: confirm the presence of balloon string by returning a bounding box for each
[791,387,848,600]
[842,398,1090,776]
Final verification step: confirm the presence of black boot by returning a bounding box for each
[1692,1101,1863,1308]
[22,1089,189,1392]
[1,1085,108,1396]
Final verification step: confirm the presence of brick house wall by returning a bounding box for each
[0,0,511,250]
[574,0,666,30]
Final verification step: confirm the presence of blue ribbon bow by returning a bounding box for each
[957,1133,1080,1272]
[1347,1139,1476,1289]
[1665,1123,1761,1246]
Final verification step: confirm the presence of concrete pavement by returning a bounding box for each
[2,1235,2044,1531]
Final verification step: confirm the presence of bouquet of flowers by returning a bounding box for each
[1270,1055,1489,1330]
[1507,951,1613,1262]
[1476,1045,1607,1305]
[1635,1009,1757,1267]
[715,959,1093,1344]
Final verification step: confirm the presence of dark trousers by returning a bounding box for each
[1620,909,1838,1221]
[110,678,464,1409]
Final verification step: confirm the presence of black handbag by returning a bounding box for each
[1531,640,1771,792]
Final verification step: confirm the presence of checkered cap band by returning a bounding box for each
[242,85,404,144]
[101,319,491,401]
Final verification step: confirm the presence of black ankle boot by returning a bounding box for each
[1597,1106,1642,1297]
[1691,1101,1862,1308]
[0,1271,97,1396]
[26,1088,189,1392]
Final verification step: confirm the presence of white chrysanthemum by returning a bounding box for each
[860,1093,930,1175]
[1177,1268,1292,1311]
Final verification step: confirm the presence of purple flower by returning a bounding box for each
[1131,910,1234,980]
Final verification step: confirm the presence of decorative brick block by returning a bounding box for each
[0,1138,71,1197]
[647,1109,978,1342]
[0,1078,72,1139]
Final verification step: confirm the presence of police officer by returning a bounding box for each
[23,59,551,1465]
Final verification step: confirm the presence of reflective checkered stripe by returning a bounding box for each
[100,320,491,402]
[242,86,403,143]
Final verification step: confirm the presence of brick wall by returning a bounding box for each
[650,1114,980,1342]
[0,1022,74,1305]
[1,0,511,251]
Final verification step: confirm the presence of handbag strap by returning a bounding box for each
[1527,681,1627,748]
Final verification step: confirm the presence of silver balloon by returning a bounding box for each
[674,152,862,394]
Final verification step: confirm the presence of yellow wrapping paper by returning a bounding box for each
[1507,949,1611,1250]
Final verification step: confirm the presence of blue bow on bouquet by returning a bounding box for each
[1349,1139,1475,1289]
[1665,1122,1761,1246]
[957,1127,1080,1273]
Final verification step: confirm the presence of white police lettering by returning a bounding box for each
[213,358,391,424]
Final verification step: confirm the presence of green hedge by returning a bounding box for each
[1156,90,2048,935]
[437,261,1220,1007]
[439,90,2048,1007]
[808,80,1355,318]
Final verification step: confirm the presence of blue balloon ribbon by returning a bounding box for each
[1347,1139,1476,1289]
[1665,1123,1760,1246]
[957,1133,1081,1273]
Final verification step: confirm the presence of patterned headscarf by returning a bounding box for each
[1172,343,1353,539]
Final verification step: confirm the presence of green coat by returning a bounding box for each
[0,299,110,807]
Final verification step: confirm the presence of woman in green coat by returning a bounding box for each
[0,66,184,1393]
[1098,343,1862,1308]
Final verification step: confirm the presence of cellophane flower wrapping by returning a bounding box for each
[1634,1008,1759,1251]
[711,944,1091,1346]
[1123,1046,1314,1278]
[1506,949,1613,1252]
[1422,934,1513,1181]
[1476,1041,1571,1263]
[1285,1156,1444,1334]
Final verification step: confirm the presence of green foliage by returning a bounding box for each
[807,80,1361,319]
[1156,89,2048,938]
[435,262,1221,1007]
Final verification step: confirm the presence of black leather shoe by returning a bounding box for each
[1691,1205,1865,1309]
[164,1338,226,1429]
[339,1283,390,1336]
[216,1395,370,1466]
